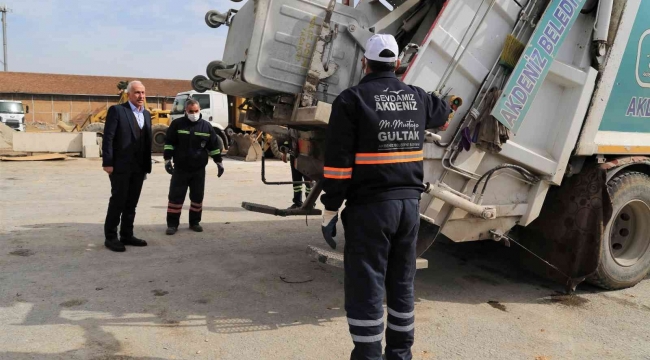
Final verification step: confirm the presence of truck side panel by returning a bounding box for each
[577,0,650,155]
[410,0,598,240]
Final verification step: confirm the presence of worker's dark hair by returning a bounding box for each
[366,49,397,73]
[185,98,200,110]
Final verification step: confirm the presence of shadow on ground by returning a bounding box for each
[149,206,247,213]
[1,220,647,358]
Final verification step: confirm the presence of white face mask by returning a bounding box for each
[187,113,200,122]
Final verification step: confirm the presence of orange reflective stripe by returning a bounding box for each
[355,150,423,165]
[167,208,182,214]
[324,166,353,171]
[323,166,353,179]
[356,157,424,165]
[324,174,352,179]
[355,150,423,157]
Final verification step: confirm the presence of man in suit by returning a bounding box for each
[102,80,152,252]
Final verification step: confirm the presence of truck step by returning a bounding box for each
[307,245,429,270]
[241,202,322,217]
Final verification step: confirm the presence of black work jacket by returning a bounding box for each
[321,71,450,211]
[163,115,223,172]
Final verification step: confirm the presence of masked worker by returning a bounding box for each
[163,99,225,235]
[320,34,450,360]
[282,139,313,209]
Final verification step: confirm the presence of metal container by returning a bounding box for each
[217,0,370,102]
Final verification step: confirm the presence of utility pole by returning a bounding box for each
[0,4,9,72]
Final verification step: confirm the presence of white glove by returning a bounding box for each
[322,210,338,226]
[321,209,339,249]
[424,130,442,143]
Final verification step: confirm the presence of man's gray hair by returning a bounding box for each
[126,81,145,93]
[185,98,201,109]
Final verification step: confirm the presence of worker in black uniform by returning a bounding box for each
[163,98,225,235]
[282,139,313,209]
[320,34,450,360]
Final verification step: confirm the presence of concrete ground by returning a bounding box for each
[0,158,649,360]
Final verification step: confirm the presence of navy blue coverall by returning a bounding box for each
[321,71,449,360]
[163,115,223,228]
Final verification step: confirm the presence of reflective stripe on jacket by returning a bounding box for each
[321,71,450,211]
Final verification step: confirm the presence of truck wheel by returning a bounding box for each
[82,122,105,157]
[269,138,283,160]
[207,61,227,83]
[590,171,650,289]
[225,126,237,138]
[416,219,441,257]
[192,75,210,93]
[214,127,229,151]
[151,124,169,153]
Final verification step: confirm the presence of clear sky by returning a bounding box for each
[3,0,242,80]
[3,0,372,81]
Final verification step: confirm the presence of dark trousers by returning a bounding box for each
[167,168,205,228]
[104,171,146,240]
[290,156,311,205]
[343,199,420,360]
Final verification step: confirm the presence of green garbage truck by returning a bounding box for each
[193,0,650,290]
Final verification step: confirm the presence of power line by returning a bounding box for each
[0,4,10,72]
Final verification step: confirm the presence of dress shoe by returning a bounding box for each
[120,236,147,246]
[105,238,126,252]
[166,227,177,235]
[189,224,203,232]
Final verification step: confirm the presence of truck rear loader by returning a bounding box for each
[192,0,650,291]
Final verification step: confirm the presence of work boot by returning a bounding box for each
[121,236,147,246]
[166,227,177,235]
[287,203,302,210]
[190,224,203,232]
[105,238,126,252]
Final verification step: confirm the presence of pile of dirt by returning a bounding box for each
[0,122,14,149]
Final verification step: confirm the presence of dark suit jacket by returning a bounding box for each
[102,102,152,174]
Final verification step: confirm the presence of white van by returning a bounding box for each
[170,90,229,131]
[0,100,28,132]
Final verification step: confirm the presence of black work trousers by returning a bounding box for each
[343,199,420,360]
[290,155,312,205]
[104,171,146,240]
[167,168,205,228]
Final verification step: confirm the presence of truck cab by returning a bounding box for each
[170,90,229,131]
[0,100,27,132]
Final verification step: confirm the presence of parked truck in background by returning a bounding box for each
[0,100,28,132]
[192,0,650,291]
[170,90,229,129]
[170,90,286,160]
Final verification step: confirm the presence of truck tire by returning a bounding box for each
[151,124,169,153]
[207,61,227,83]
[269,138,283,160]
[214,127,229,151]
[225,126,237,138]
[590,171,650,289]
[82,122,105,157]
[192,75,210,93]
[416,219,441,257]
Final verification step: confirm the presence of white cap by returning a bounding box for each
[364,34,399,63]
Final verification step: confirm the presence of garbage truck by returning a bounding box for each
[192,0,650,291]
